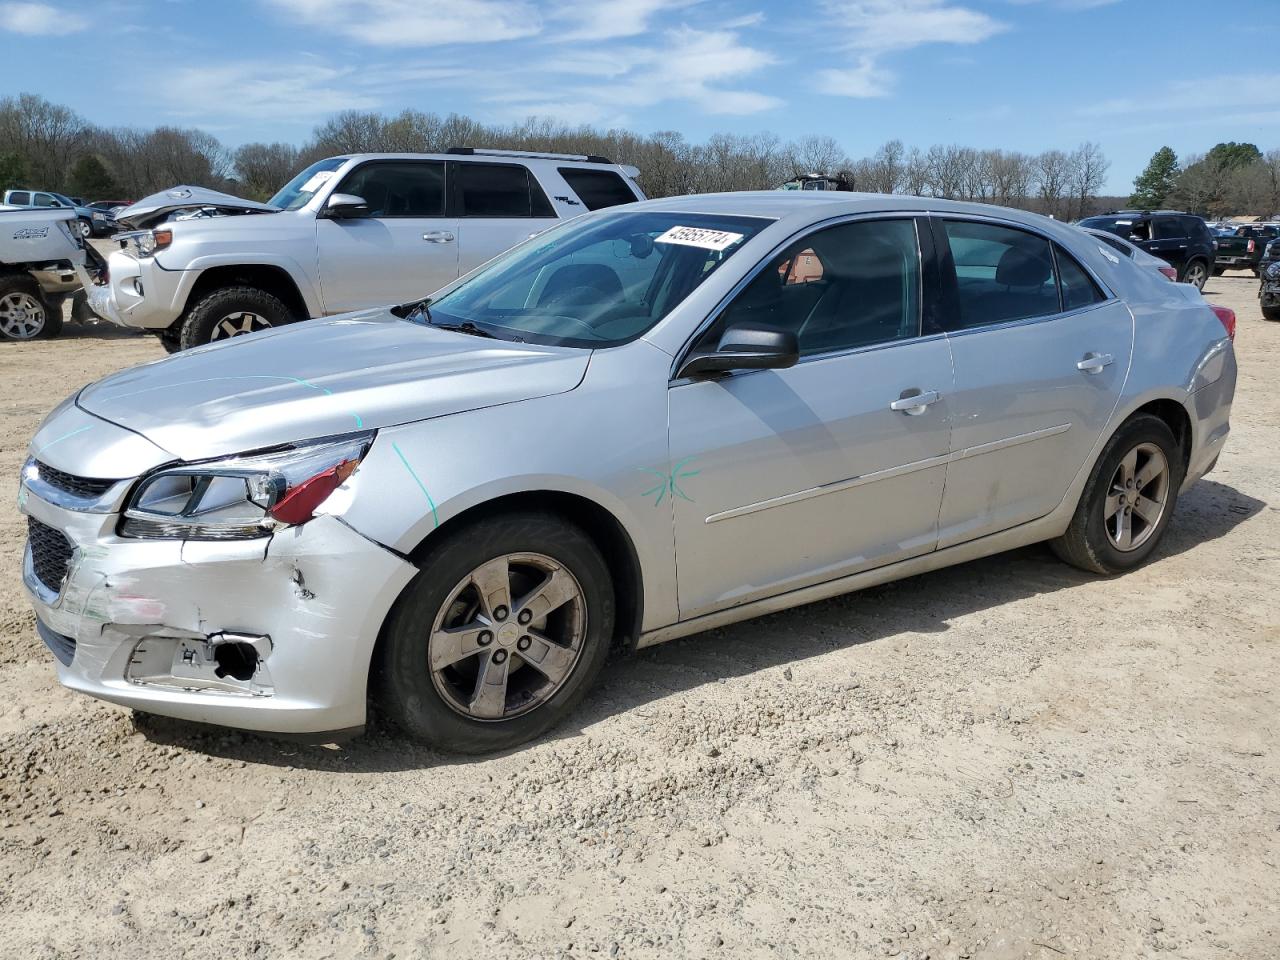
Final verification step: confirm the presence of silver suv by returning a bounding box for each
[21,193,1235,753]
[90,149,644,350]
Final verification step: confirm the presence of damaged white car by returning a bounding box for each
[21,193,1235,753]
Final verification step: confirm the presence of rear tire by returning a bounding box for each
[0,274,60,340]
[1051,414,1184,575]
[178,285,296,350]
[1180,259,1208,289]
[1263,297,1280,322]
[374,512,615,754]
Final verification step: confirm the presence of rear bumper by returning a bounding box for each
[1185,342,1236,489]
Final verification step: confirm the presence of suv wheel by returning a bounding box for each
[1180,259,1208,289]
[75,219,92,239]
[374,512,615,754]
[0,275,61,340]
[1051,414,1184,575]
[1262,295,1280,322]
[178,285,296,350]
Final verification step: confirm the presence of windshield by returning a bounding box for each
[268,156,349,211]
[424,211,770,348]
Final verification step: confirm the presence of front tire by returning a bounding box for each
[75,218,92,239]
[1051,414,1184,575]
[1263,296,1280,322]
[374,513,615,754]
[178,285,296,350]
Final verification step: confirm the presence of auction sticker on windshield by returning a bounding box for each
[655,226,745,251]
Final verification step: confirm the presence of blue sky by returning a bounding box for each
[1,0,1278,192]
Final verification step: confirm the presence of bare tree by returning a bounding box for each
[233,142,302,200]
[1034,149,1073,219]
[0,93,85,189]
[1067,141,1110,219]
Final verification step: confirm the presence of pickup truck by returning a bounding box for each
[0,205,101,339]
[90,148,645,350]
[2,189,116,238]
[1214,223,1280,276]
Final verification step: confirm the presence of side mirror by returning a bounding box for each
[677,322,799,378]
[324,193,369,218]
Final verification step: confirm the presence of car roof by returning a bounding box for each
[337,152,630,171]
[621,190,1064,224]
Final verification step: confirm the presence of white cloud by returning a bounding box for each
[265,0,541,46]
[822,0,1007,52]
[0,1,86,34]
[552,0,689,42]
[1078,74,1280,120]
[815,0,1006,100]
[160,62,382,123]
[817,56,891,98]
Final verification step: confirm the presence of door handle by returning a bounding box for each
[422,231,455,243]
[889,390,940,414]
[1077,352,1114,374]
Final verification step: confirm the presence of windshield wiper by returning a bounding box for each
[429,319,498,339]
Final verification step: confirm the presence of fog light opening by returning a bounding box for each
[212,642,259,682]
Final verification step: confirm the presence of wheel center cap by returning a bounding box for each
[497,623,520,646]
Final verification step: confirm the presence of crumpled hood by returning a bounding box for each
[76,310,590,461]
[115,185,277,227]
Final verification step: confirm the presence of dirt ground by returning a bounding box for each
[0,274,1276,960]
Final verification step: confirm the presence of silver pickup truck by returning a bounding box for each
[90,148,645,351]
[0,205,100,340]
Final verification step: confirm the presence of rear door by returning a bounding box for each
[452,162,560,275]
[315,159,458,313]
[1145,216,1190,274]
[933,217,1133,547]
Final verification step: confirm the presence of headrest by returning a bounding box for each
[995,246,1052,287]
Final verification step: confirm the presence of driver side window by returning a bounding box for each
[334,161,445,218]
[705,218,922,358]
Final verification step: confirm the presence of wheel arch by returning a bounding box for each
[1127,396,1193,476]
[181,263,311,323]
[400,489,645,654]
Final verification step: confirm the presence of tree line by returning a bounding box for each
[1130,142,1280,219]
[2,89,1271,220]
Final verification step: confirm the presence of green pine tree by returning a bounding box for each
[66,154,118,201]
[1129,146,1179,209]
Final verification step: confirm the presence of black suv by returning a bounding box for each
[1260,237,1280,322]
[1077,211,1216,289]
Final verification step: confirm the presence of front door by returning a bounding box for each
[315,159,459,313]
[932,217,1133,547]
[667,216,955,619]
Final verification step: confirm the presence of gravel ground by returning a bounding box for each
[0,274,1276,960]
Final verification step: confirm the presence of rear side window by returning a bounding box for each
[1152,217,1186,241]
[1094,233,1134,258]
[455,163,554,218]
[942,220,1059,328]
[1055,245,1106,311]
[336,161,444,217]
[557,168,638,211]
[9,191,29,204]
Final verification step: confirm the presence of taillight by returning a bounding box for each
[1247,239,1256,254]
[1209,304,1236,341]
[1158,265,1177,281]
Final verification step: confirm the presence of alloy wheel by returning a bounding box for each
[428,552,587,721]
[0,292,46,339]
[1185,262,1207,288]
[76,220,91,238]
[1104,442,1170,552]
[210,311,270,340]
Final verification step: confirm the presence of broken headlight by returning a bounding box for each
[115,228,172,258]
[120,432,373,540]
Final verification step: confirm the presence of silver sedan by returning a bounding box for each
[19,192,1236,752]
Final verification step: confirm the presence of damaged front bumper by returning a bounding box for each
[20,467,417,736]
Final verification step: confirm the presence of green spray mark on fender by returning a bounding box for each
[640,457,700,506]
[391,441,438,529]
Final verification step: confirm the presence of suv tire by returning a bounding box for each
[1262,297,1280,322]
[1180,259,1209,289]
[178,285,296,350]
[374,512,615,754]
[0,274,61,340]
[1051,414,1184,575]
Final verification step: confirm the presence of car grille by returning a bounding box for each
[27,516,74,594]
[35,460,116,499]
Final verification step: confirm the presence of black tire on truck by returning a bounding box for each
[177,285,296,350]
[0,273,62,340]
[1262,296,1280,322]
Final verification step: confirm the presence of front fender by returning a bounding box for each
[169,253,324,317]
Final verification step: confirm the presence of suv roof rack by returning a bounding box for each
[447,147,614,164]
